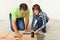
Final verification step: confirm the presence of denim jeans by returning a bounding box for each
[32,17,43,31]
[32,17,48,31]
[9,14,25,32]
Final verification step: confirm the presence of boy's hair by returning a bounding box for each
[32,4,42,13]
[19,3,28,11]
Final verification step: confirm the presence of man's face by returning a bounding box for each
[20,9,26,14]
[33,10,39,16]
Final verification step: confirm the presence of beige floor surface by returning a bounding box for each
[0,32,37,40]
[0,19,60,40]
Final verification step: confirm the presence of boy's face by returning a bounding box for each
[33,10,39,16]
[20,9,26,14]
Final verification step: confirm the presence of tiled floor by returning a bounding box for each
[0,19,60,40]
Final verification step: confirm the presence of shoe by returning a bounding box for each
[41,27,46,33]
[31,32,34,38]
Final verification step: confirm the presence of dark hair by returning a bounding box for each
[32,4,42,13]
[19,3,28,11]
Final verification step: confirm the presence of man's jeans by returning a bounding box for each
[9,14,25,32]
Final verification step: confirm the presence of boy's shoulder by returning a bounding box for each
[40,11,47,16]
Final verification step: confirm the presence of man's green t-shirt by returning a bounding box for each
[11,7,30,20]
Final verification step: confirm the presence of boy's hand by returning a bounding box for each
[35,29,40,34]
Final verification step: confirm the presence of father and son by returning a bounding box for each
[9,3,49,38]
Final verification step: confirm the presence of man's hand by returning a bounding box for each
[12,20,22,38]
[16,32,22,38]
[24,17,31,32]
[25,29,31,32]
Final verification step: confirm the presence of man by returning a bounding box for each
[9,3,30,38]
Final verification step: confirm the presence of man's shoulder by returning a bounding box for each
[11,6,19,14]
[12,6,19,11]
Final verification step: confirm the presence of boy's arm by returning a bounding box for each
[38,14,46,30]
[39,12,49,30]
[39,19,45,30]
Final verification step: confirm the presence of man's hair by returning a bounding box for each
[19,3,28,11]
[32,4,42,13]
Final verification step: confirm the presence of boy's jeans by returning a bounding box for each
[9,14,25,32]
[32,17,48,31]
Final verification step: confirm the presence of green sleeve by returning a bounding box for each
[11,8,17,20]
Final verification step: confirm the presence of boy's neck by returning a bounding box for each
[39,11,42,15]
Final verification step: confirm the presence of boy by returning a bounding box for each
[9,3,30,38]
[31,4,49,34]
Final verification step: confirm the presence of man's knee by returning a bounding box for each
[18,23,25,30]
[10,25,15,32]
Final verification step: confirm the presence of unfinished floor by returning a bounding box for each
[0,19,60,40]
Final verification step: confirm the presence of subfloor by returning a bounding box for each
[0,19,60,40]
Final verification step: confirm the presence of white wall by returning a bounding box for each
[0,0,60,21]
[0,0,32,21]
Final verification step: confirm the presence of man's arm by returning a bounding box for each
[24,17,29,30]
[12,20,19,34]
[12,20,22,38]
